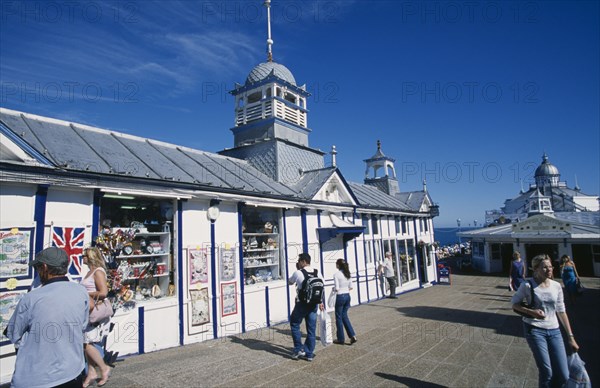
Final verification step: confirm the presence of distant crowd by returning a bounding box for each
[436,241,471,259]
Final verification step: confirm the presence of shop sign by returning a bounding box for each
[437,266,451,285]
[512,215,571,233]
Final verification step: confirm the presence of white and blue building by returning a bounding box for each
[0,4,439,382]
[460,154,599,276]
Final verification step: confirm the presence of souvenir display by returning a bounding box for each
[220,247,236,282]
[190,288,210,326]
[189,249,209,285]
[95,226,172,307]
[0,228,34,281]
[241,215,280,285]
[221,282,237,317]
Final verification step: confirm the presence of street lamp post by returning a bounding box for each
[457,218,462,244]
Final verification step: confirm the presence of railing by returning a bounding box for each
[235,99,306,127]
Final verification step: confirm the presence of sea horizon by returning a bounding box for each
[433,226,478,246]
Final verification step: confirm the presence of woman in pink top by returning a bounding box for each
[81,247,112,387]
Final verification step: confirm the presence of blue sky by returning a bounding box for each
[1,0,598,227]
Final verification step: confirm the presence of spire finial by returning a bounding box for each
[542,151,549,163]
[520,179,524,194]
[574,174,581,191]
[331,145,338,167]
[377,139,381,151]
[264,0,273,62]
[423,179,427,192]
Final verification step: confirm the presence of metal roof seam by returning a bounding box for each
[19,114,60,166]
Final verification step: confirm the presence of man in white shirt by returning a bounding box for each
[7,247,89,388]
[287,253,324,361]
[378,251,397,298]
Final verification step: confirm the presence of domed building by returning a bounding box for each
[460,153,599,276]
[494,153,599,218]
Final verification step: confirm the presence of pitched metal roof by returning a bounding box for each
[291,168,336,198]
[348,182,412,212]
[0,108,296,197]
[396,191,428,211]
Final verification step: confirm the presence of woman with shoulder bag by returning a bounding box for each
[331,259,357,345]
[511,254,579,388]
[81,247,112,387]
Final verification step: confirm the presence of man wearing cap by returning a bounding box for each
[6,247,89,388]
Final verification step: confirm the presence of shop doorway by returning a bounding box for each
[500,244,514,274]
[571,244,595,277]
[525,244,558,274]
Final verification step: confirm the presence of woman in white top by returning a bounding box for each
[332,259,357,345]
[81,247,112,387]
[511,254,579,388]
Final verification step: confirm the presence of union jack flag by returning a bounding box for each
[51,226,86,277]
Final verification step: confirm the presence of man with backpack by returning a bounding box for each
[288,253,325,361]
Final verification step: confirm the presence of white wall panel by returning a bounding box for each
[0,183,35,228]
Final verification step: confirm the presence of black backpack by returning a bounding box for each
[299,269,324,304]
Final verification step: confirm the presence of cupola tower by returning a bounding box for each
[219,0,324,184]
[363,140,400,196]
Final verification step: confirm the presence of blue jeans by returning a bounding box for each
[523,324,569,388]
[290,302,318,358]
[334,293,356,342]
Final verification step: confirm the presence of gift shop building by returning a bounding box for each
[0,10,439,383]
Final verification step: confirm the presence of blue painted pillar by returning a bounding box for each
[33,185,49,253]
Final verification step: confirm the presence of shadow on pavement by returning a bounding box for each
[395,305,523,337]
[374,372,446,387]
[229,336,292,359]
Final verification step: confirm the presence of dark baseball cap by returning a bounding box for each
[29,247,69,267]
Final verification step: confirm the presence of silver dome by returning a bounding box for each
[245,62,296,86]
[534,153,560,177]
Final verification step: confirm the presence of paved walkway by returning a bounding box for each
[99,273,600,387]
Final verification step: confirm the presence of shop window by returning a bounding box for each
[98,196,175,304]
[407,240,416,280]
[384,239,399,284]
[592,245,600,263]
[373,239,382,264]
[372,216,379,235]
[362,215,370,235]
[364,240,373,264]
[241,206,281,285]
[401,217,407,234]
[473,242,485,256]
[398,240,409,282]
[491,244,501,260]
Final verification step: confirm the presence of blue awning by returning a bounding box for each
[317,226,365,244]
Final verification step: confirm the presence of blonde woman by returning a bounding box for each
[512,254,579,387]
[81,247,112,387]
